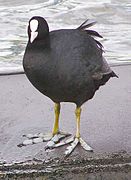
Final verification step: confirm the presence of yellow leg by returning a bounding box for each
[75,106,82,138]
[52,103,60,135]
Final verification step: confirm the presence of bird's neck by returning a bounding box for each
[28,36,50,50]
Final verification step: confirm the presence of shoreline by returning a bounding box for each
[0,62,131,76]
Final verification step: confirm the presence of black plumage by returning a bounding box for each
[23,16,117,107]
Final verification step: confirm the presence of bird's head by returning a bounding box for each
[28,16,49,43]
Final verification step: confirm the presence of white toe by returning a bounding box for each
[80,138,93,151]
[23,139,33,145]
[42,133,52,141]
[52,134,59,142]
[33,137,43,144]
[64,137,79,156]
[20,131,71,148]
[23,133,37,139]
[58,131,71,136]
[46,140,55,148]
[54,136,74,148]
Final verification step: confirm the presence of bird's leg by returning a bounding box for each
[75,106,81,139]
[18,103,70,147]
[52,103,60,135]
[64,106,93,155]
[52,103,71,137]
[45,103,71,149]
[53,106,93,155]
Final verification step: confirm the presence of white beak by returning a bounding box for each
[30,31,38,43]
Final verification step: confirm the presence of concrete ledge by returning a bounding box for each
[0,152,131,179]
[0,62,131,76]
[0,66,24,76]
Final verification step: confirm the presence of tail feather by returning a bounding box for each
[94,71,118,91]
[77,19,104,51]
[78,19,118,80]
[85,29,103,38]
[95,40,104,50]
[77,19,96,30]
[111,71,119,78]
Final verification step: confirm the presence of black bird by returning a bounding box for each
[22,16,118,155]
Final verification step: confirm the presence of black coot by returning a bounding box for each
[22,16,118,155]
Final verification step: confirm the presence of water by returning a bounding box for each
[0,0,131,73]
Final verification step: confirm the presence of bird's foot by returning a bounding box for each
[46,136,93,156]
[18,131,71,147]
[65,137,93,156]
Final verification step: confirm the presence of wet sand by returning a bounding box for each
[0,65,131,179]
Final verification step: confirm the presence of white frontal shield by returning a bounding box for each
[30,19,38,43]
